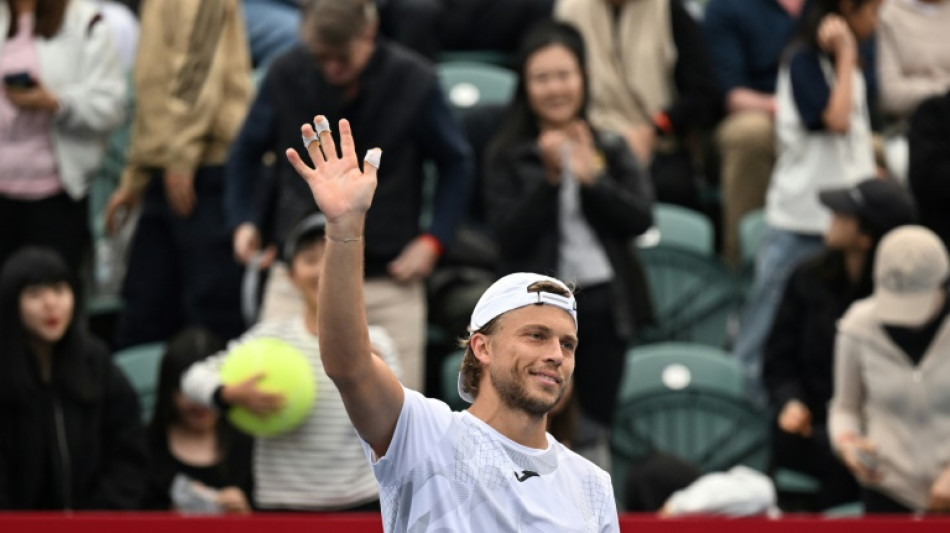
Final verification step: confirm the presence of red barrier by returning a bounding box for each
[2,513,950,532]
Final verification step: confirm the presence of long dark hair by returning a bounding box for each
[486,20,590,159]
[793,0,875,52]
[0,247,90,405]
[148,327,228,446]
[5,0,69,39]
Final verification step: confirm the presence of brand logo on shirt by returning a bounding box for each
[514,470,540,482]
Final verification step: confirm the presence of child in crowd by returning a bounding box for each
[181,213,400,511]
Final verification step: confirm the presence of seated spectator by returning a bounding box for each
[105,0,252,349]
[0,247,148,510]
[182,213,401,511]
[763,177,916,510]
[555,0,718,210]
[0,0,125,277]
[144,327,253,513]
[908,90,950,248]
[484,21,654,467]
[732,0,881,404]
[876,0,950,181]
[831,225,950,514]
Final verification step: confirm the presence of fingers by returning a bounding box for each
[301,123,325,167]
[363,147,381,180]
[260,244,278,269]
[339,119,357,164]
[286,147,314,181]
[315,115,337,161]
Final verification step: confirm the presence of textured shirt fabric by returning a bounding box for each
[181,318,400,510]
[830,297,950,511]
[364,389,620,532]
[0,12,61,199]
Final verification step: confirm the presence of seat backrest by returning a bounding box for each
[635,246,742,348]
[440,350,467,412]
[438,62,517,109]
[618,342,743,403]
[113,342,166,423]
[739,209,767,266]
[652,203,715,256]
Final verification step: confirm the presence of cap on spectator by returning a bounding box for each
[283,212,327,262]
[872,225,949,327]
[819,177,917,237]
[459,272,577,403]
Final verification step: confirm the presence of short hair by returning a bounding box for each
[457,280,574,401]
[301,0,378,48]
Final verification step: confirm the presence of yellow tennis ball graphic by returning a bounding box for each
[220,338,316,437]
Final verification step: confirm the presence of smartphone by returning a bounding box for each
[3,71,37,89]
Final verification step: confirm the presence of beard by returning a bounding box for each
[489,363,566,418]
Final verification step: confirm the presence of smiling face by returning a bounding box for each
[476,304,577,417]
[19,282,74,346]
[525,43,585,130]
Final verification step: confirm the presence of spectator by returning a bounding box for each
[555,0,719,209]
[226,0,472,392]
[144,327,253,513]
[733,0,881,403]
[0,247,148,510]
[907,91,950,248]
[105,0,253,349]
[831,225,950,514]
[876,0,950,181]
[182,213,401,511]
[484,20,654,466]
[94,0,138,71]
[763,177,916,510]
[0,0,125,276]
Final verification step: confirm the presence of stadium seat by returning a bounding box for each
[618,342,743,402]
[639,203,715,256]
[437,61,516,110]
[114,342,166,423]
[739,209,768,267]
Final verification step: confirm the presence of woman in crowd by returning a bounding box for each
[484,20,654,465]
[763,177,916,510]
[0,0,126,274]
[0,247,147,509]
[831,225,950,513]
[144,327,253,513]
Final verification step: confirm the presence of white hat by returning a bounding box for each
[459,273,577,403]
[873,226,949,327]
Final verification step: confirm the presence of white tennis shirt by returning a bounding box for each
[362,388,620,532]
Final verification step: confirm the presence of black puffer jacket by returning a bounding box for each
[0,338,149,510]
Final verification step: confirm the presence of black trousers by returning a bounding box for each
[863,488,915,514]
[770,421,859,510]
[0,192,89,280]
[572,282,627,426]
[115,166,244,349]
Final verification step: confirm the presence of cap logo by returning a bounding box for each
[849,188,865,207]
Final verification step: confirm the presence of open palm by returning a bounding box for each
[286,116,378,223]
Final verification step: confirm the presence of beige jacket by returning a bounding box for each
[830,297,950,511]
[122,0,252,192]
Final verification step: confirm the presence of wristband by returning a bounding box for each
[653,111,674,137]
[419,233,444,256]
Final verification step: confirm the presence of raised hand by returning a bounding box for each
[285,116,379,232]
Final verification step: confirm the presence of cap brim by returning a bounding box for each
[873,289,942,327]
[819,189,859,216]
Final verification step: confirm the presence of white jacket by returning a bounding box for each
[0,0,125,199]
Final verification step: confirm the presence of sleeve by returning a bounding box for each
[361,388,454,481]
[483,145,561,259]
[580,133,654,238]
[415,81,474,247]
[224,75,279,232]
[88,361,150,509]
[828,326,867,452]
[788,47,832,131]
[762,267,808,408]
[601,471,621,533]
[876,17,948,118]
[53,10,126,135]
[665,0,720,134]
[702,0,748,96]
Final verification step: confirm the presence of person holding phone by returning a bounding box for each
[0,0,126,277]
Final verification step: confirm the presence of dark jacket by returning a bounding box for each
[484,130,655,337]
[909,91,950,250]
[224,39,473,276]
[763,252,871,422]
[0,338,149,510]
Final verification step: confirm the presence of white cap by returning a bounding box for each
[459,272,577,403]
[873,225,949,327]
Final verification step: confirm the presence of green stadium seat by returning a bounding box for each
[114,342,166,423]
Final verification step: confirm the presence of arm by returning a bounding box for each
[580,132,654,238]
[703,0,773,114]
[816,16,858,134]
[665,0,720,134]
[88,362,149,509]
[828,329,866,448]
[877,20,948,118]
[286,117,404,458]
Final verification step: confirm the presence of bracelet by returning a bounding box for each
[325,235,362,243]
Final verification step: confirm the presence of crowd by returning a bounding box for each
[1,0,950,518]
